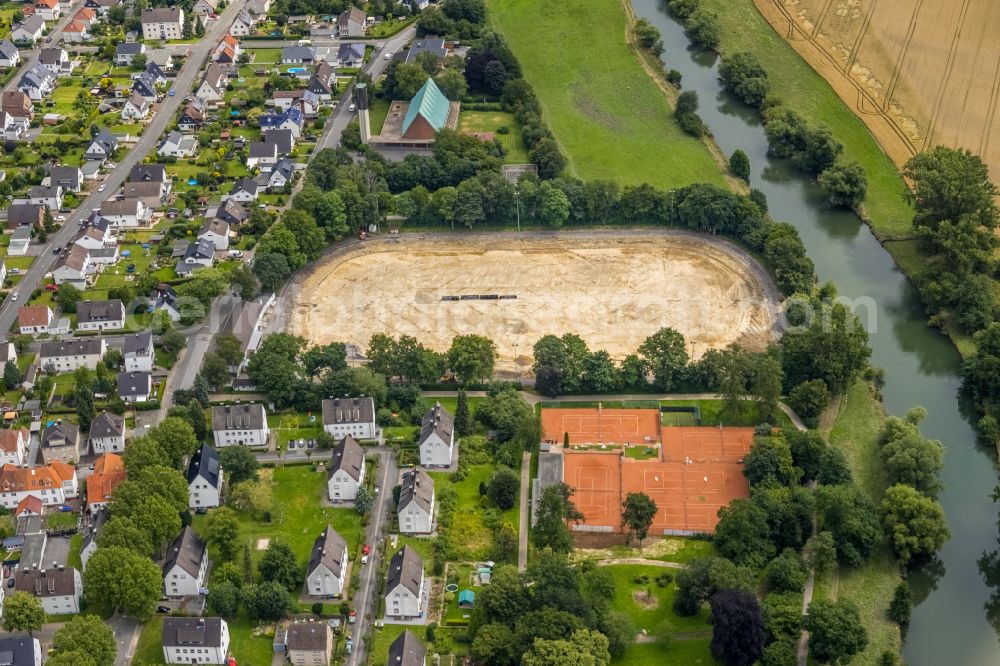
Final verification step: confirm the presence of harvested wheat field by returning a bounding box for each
[287,231,779,373]
[756,0,1000,176]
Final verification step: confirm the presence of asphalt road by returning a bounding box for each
[2,0,85,94]
[0,0,250,337]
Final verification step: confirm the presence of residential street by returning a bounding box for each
[2,0,85,94]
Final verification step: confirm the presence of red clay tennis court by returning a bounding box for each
[540,407,662,445]
[561,426,755,534]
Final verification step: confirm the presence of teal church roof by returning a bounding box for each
[402,78,451,136]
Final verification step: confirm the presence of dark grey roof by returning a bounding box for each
[263,128,294,155]
[89,128,118,153]
[184,238,215,260]
[38,48,63,66]
[249,141,277,158]
[40,339,105,359]
[129,164,166,183]
[14,16,45,35]
[286,622,330,652]
[212,404,266,431]
[117,42,144,56]
[306,525,347,578]
[281,45,315,61]
[418,403,453,446]
[388,630,427,666]
[116,371,151,398]
[141,7,182,23]
[338,43,365,61]
[328,435,364,481]
[0,40,18,60]
[48,166,81,190]
[405,38,448,65]
[272,158,295,182]
[186,443,221,488]
[231,177,258,195]
[163,526,206,578]
[75,299,124,324]
[132,73,156,97]
[7,204,43,227]
[217,199,247,224]
[15,568,78,598]
[0,636,40,666]
[321,397,374,427]
[386,545,423,596]
[41,422,79,448]
[123,331,153,355]
[161,618,226,648]
[399,469,433,514]
[89,411,124,440]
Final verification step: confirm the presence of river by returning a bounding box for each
[629,0,1000,662]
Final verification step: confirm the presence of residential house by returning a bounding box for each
[40,422,81,465]
[161,618,229,665]
[385,545,424,618]
[336,42,365,68]
[17,306,52,334]
[141,7,184,41]
[307,61,334,102]
[73,219,115,250]
[1,91,33,121]
[0,110,27,140]
[122,180,164,207]
[158,131,198,158]
[321,397,376,440]
[27,185,62,210]
[214,34,240,63]
[163,526,209,597]
[121,92,150,120]
[211,404,268,447]
[0,637,40,666]
[327,435,365,501]
[398,469,434,534]
[151,283,181,321]
[246,0,271,15]
[15,495,42,519]
[79,509,108,571]
[246,141,277,170]
[130,163,168,188]
[84,128,118,161]
[73,8,97,28]
[34,0,60,20]
[261,157,294,189]
[175,238,215,276]
[192,0,217,16]
[146,47,174,70]
[306,525,348,597]
[0,461,77,509]
[286,622,333,666]
[132,72,158,101]
[280,45,314,64]
[337,6,366,37]
[269,88,304,112]
[7,203,43,229]
[198,218,229,251]
[388,631,427,666]
[143,62,168,86]
[117,370,151,403]
[47,165,82,193]
[408,0,430,9]
[39,48,73,76]
[0,428,29,467]
[76,299,124,332]
[0,341,16,370]
[0,40,20,68]
[186,443,223,509]
[177,101,206,130]
[404,38,448,66]
[196,63,228,104]
[418,402,454,467]
[228,176,258,203]
[85,452,125,511]
[62,20,89,42]
[17,63,56,101]
[123,331,154,372]
[228,9,255,37]
[10,228,32,258]
[89,411,125,454]
[11,16,45,45]
[52,245,90,287]
[100,197,148,227]
[115,41,145,66]
[40,338,106,372]
[85,0,121,16]
[14,568,83,615]
[263,128,294,155]
[214,199,247,226]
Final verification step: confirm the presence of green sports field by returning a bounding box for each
[488,0,726,190]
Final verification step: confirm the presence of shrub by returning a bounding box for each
[818,161,868,207]
[685,9,721,50]
[666,69,683,87]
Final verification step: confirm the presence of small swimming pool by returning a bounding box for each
[187,179,198,186]
[287,67,305,74]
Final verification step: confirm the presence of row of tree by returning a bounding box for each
[665,0,721,50]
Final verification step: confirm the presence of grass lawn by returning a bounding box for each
[660,399,794,429]
[133,617,164,665]
[606,564,709,637]
[45,511,77,529]
[133,616,275,666]
[488,0,726,189]
[428,462,518,560]
[700,0,913,238]
[457,111,529,163]
[5,256,34,271]
[369,96,391,135]
[428,396,484,417]
[616,639,715,665]
[369,623,409,664]
[369,17,415,38]
[192,465,365,571]
[249,48,281,63]
[827,380,903,663]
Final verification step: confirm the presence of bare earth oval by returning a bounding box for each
[287,230,780,374]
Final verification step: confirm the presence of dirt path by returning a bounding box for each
[518,450,530,572]
[593,557,686,568]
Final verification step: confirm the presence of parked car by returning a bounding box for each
[157,606,170,614]
[348,610,357,624]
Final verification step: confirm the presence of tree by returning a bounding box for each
[74,367,96,431]
[709,589,767,666]
[230,263,258,301]
[788,379,832,427]
[455,389,473,437]
[47,652,97,666]
[804,599,868,665]
[97,516,153,556]
[674,90,704,137]
[56,283,82,313]
[764,549,808,593]
[718,51,770,108]
[714,498,776,568]
[447,334,496,384]
[803,531,837,574]
[200,353,230,390]
[888,581,912,625]
[532,483,582,553]
[633,18,663,54]
[2,591,45,634]
[122,436,170,475]
[84,547,162,619]
[583,350,619,393]
[3,360,21,390]
[621,492,657,547]
[788,429,827,482]
[638,327,688,390]
[538,181,571,228]
[817,447,853,486]
[881,484,949,565]
[215,334,245,368]
[685,9,721,49]
[208,580,241,617]
[762,592,805,643]
[730,149,751,182]
[253,252,292,291]
[781,303,870,395]
[530,139,565,180]
[522,629,610,666]
[818,162,868,207]
[51,614,116,666]
[472,623,516,666]
[903,146,998,232]
[355,485,374,515]
[259,541,301,591]
[817,484,881,566]
[879,415,944,497]
[743,433,800,487]
[242,581,293,621]
[487,466,520,510]
[219,446,260,485]
[205,507,242,560]
[148,416,198,468]
[673,556,755,616]
[435,67,468,99]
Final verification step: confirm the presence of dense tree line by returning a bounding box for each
[665,0,721,50]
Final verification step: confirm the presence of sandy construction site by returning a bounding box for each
[756,0,1000,176]
[287,231,779,373]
